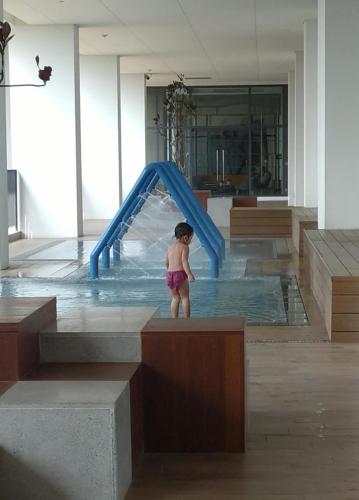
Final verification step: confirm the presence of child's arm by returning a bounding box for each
[165,252,169,270]
[182,246,195,282]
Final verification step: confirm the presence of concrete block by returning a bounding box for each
[40,307,157,363]
[0,381,132,500]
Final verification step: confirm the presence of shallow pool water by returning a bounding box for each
[1,239,308,325]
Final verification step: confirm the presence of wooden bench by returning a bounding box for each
[292,207,318,256]
[230,207,292,238]
[304,229,359,341]
[141,317,246,452]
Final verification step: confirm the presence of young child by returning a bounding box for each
[165,222,195,319]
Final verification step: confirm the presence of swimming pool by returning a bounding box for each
[1,239,308,325]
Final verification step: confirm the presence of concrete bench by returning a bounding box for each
[230,207,292,238]
[292,207,317,256]
[0,380,132,500]
[304,229,359,341]
[141,317,246,452]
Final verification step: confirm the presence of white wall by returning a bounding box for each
[208,197,232,227]
[287,70,295,206]
[304,19,318,208]
[0,0,9,269]
[318,0,359,228]
[120,74,146,200]
[294,51,304,206]
[9,25,83,238]
[80,56,121,219]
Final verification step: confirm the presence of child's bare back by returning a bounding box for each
[167,240,188,272]
[165,222,195,319]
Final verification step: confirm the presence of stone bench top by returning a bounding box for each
[42,306,158,334]
[305,229,359,277]
[0,297,56,333]
[142,317,246,334]
[0,380,128,408]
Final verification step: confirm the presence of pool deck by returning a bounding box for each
[3,231,359,498]
[3,231,327,343]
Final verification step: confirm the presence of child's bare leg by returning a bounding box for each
[170,289,180,318]
[179,281,190,318]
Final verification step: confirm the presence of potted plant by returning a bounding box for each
[154,74,196,177]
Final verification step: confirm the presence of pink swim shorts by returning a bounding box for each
[166,270,188,290]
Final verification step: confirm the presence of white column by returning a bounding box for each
[80,56,121,219]
[318,0,359,228]
[9,25,83,238]
[304,19,318,208]
[288,70,295,206]
[120,74,146,200]
[294,51,304,206]
[0,0,9,269]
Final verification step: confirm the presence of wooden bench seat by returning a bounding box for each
[304,229,359,341]
[230,207,292,238]
[292,207,318,256]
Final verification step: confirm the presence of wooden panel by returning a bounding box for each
[230,208,291,218]
[332,295,359,313]
[332,277,359,295]
[231,225,291,235]
[129,365,144,477]
[230,217,290,226]
[230,207,291,238]
[332,314,359,332]
[141,318,245,452]
[0,297,57,380]
[232,196,257,207]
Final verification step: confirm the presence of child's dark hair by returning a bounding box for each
[175,222,194,240]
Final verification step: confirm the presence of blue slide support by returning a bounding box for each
[90,161,225,278]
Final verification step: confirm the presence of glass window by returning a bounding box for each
[147,85,288,197]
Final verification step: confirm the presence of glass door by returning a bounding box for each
[191,126,250,196]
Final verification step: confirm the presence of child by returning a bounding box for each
[165,222,195,319]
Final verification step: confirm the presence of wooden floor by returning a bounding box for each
[126,342,359,500]
[125,239,359,499]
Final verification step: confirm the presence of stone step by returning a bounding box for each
[0,297,57,380]
[25,361,144,477]
[40,306,157,363]
[0,379,133,500]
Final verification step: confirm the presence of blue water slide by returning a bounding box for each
[155,163,220,277]
[90,167,154,278]
[90,161,225,278]
[164,162,225,259]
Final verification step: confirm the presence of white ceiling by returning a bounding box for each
[4,0,317,85]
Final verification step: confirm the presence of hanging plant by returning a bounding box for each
[154,74,196,176]
[0,21,52,87]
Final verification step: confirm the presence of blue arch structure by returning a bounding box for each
[90,161,225,278]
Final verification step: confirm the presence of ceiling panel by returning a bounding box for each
[4,0,117,24]
[80,26,150,56]
[4,0,317,82]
